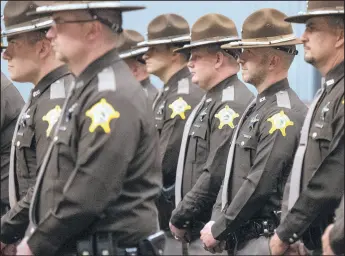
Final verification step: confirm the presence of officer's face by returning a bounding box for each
[46,11,89,64]
[237,48,269,86]
[301,17,343,67]
[188,47,217,90]
[143,45,175,77]
[2,33,41,83]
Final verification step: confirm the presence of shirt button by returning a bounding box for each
[241,141,245,146]
[293,233,298,239]
[289,238,294,243]
[31,227,35,233]
[312,132,317,139]
[54,136,58,142]
[16,141,20,147]
[192,132,195,136]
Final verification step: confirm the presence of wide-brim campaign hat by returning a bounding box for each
[27,1,145,16]
[137,13,190,47]
[174,13,239,53]
[221,8,302,51]
[1,1,54,38]
[285,1,344,23]
[117,29,148,59]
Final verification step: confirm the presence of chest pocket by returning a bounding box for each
[189,118,208,164]
[309,121,333,153]
[154,101,166,130]
[236,130,258,168]
[16,112,35,149]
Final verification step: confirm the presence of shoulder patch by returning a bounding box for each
[177,78,190,94]
[276,91,291,109]
[42,105,62,137]
[168,97,191,120]
[215,105,239,129]
[221,85,234,102]
[50,79,66,99]
[97,67,116,92]
[267,110,294,136]
[85,98,120,133]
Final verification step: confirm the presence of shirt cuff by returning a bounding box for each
[329,226,344,255]
[275,217,301,245]
[211,215,228,241]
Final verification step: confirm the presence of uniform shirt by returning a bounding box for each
[276,61,344,245]
[0,65,72,243]
[26,49,162,256]
[170,75,254,228]
[211,79,307,240]
[140,77,158,108]
[0,72,24,205]
[329,194,344,255]
[153,66,204,187]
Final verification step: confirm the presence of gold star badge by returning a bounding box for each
[85,98,120,133]
[42,105,62,137]
[267,110,294,137]
[169,97,191,120]
[215,105,239,129]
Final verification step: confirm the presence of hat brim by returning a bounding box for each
[136,35,190,48]
[1,18,53,37]
[221,38,303,50]
[119,47,148,59]
[285,11,344,23]
[28,1,145,17]
[174,37,240,53]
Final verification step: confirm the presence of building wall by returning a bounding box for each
[1,1,319,102]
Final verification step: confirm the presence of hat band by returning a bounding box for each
[298,9,344,15]
[137,34,190,46]
[178,35,239,50]
[2,19,53,37]
[34,2,144,14]
[228,34,297,47]
[119,47,148,59]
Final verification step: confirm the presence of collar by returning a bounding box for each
[256,78,290,107]
[324,60,344,92]
[208,74,239,95]
[140,77,151,88]
[31,65,70,99]
[164,66,191,89]
[75,48,121,88]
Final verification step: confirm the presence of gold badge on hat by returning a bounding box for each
[267,110,294,137]
[169,97,191,120]
[215,105,239,129]
[86,98,120,134]
[42,105,62,137]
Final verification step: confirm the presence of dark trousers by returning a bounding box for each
[0,201,10,216]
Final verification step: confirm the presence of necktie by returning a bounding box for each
[152,88,163,111]
[175,95,206,206]
[9,92,33,208]
[221,98,257,210]
[287,87,325,210]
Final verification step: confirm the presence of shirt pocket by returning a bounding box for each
[236,132,258,167]
[309,122,333,155]
[16,127,36,179]
[189,123,208,164]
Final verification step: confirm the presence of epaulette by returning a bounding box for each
[177,78,190,94]
[97,67,117,92]
[50,79,66,99]
[276,90,291,109]
[221,85,235,102]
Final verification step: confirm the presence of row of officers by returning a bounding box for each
[0,1,343,255]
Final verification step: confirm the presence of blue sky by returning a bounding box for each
[1,1,317,102]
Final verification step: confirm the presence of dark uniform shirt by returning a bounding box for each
[276,61,344,247]
[211,79,307,240]
[0,65,72,243]
[0,72,24,206]
[140,77,158,108]
[25,49,162,256]
[153,66,204,188]
[170,75,254,229]
[329,194,344,255]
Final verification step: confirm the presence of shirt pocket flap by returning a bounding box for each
[16,129,34,148]
[236,132,258,149]
[189,124,207,140]
[309,123,332,142]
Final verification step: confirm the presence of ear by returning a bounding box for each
[215,51,224,69]
[37,39,52,59]
[335,28,344,48]
[85,21,101,41]
[268,54,280,71]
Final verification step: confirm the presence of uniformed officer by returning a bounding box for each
[270,1,344,255]
[200,8,308,255]
[0,1,73,254]
[168,13,254,255]
[15,2,163,256]
[140,13,205,254]
[322,194,344,255]
[117,29,158,107]
[1,70,24,217]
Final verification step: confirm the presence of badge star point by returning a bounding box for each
[42,105,62,137]
[168,97,191,120]
[215,105,239,129]
[85,98,120,134]
[267,110,294,137]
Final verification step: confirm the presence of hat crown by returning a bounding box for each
[147,13,190,40]
[242,8,293,40]
[117,30,144,52]
[4,1,40,27]
[191,13,238,42]
[306,0,344,12]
